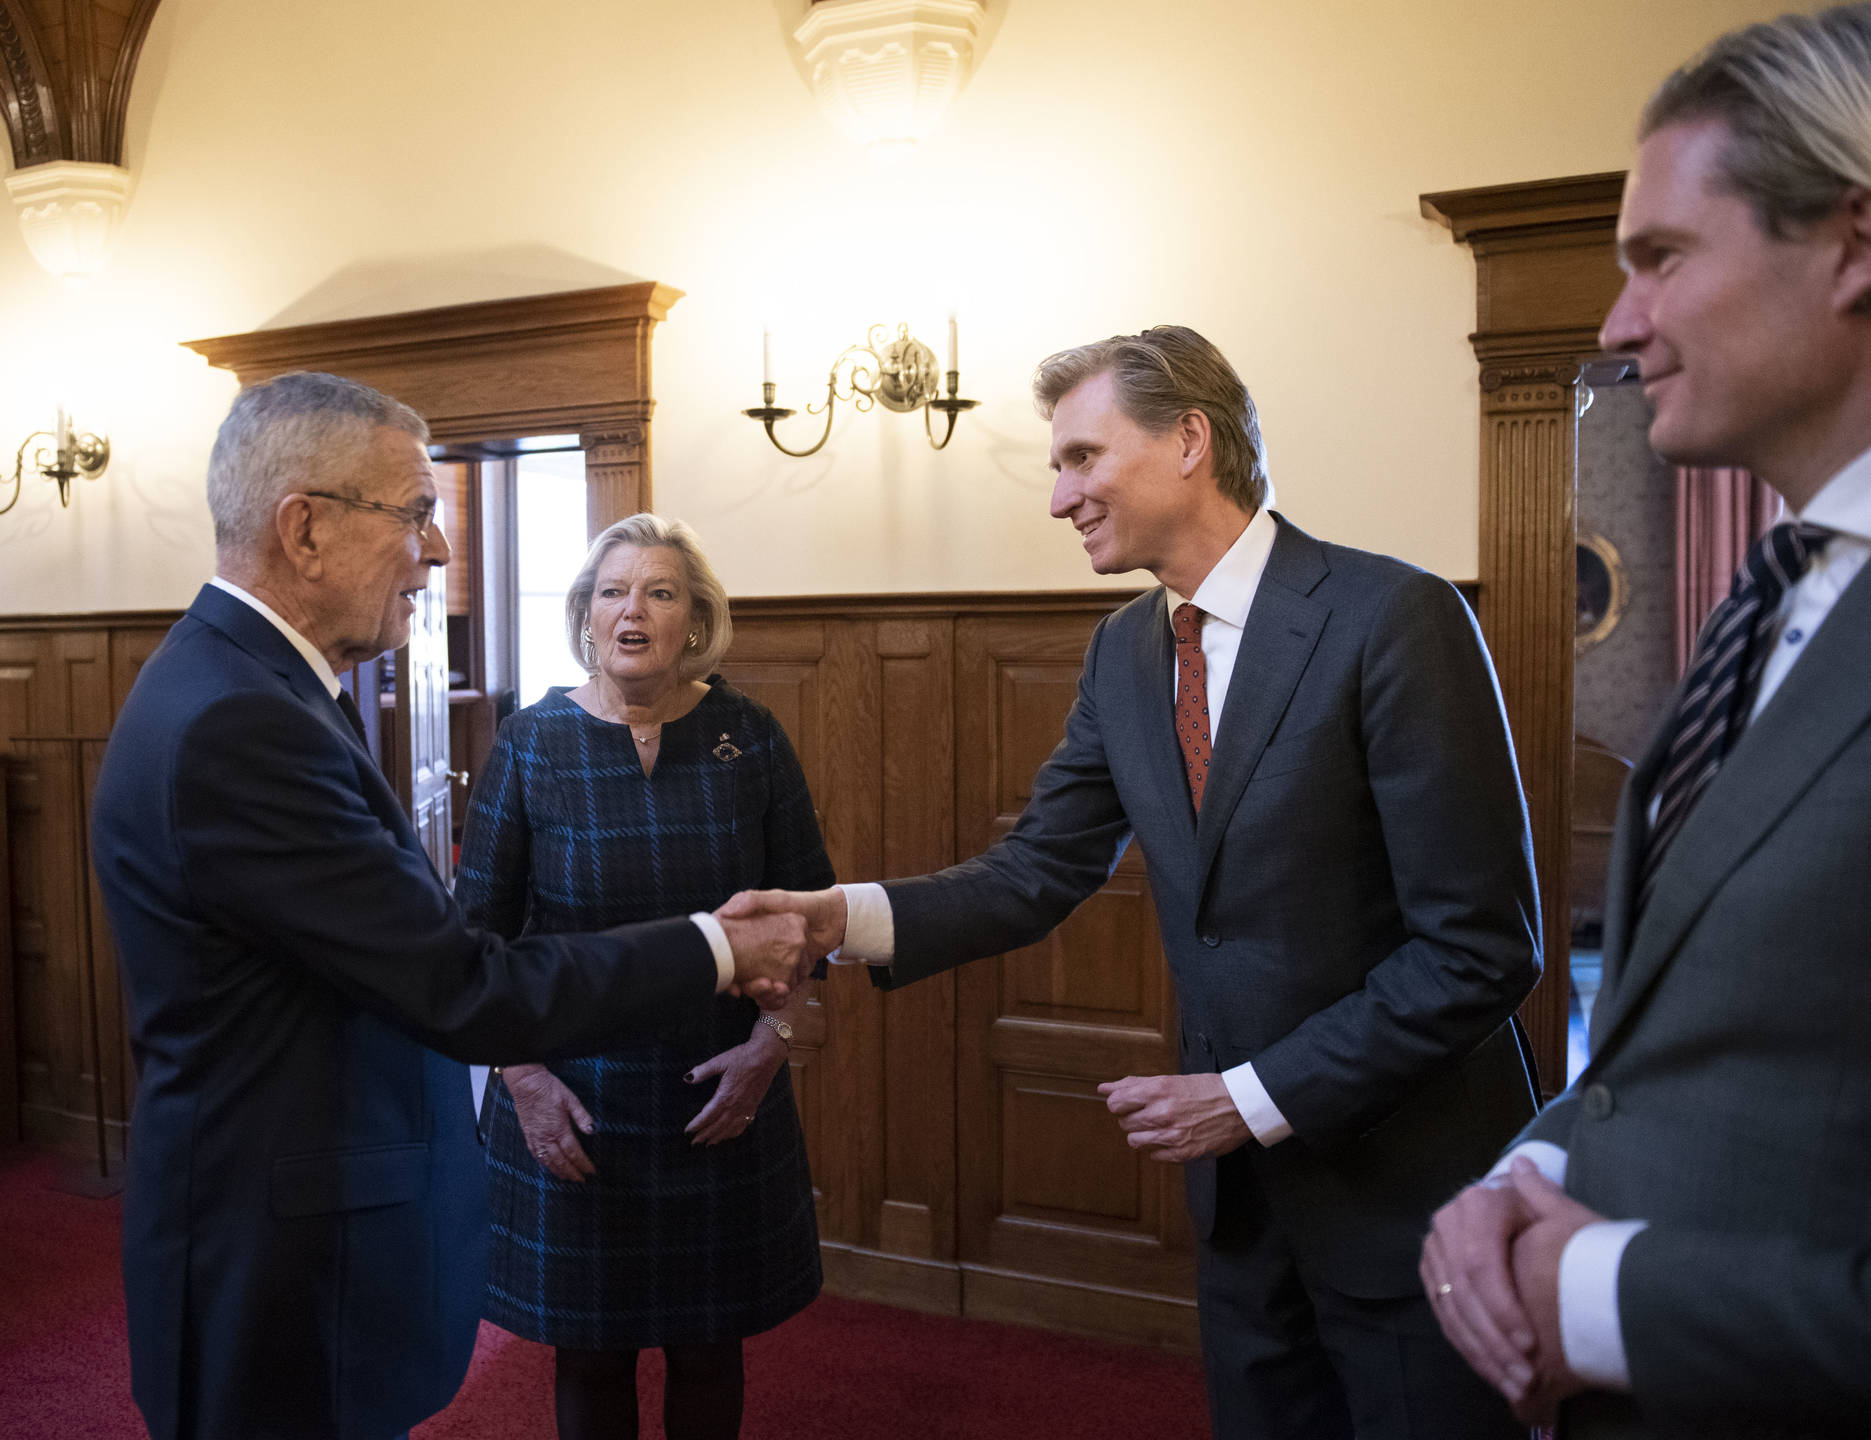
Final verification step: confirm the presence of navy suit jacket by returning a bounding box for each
[878,518,1542,1293]
[90,586,718,1440]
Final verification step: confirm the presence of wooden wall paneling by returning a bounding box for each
[11,627,114,1152]
[2,616,177,1153]
[873,618,956,1278]
[1422,174,1627,1097]
[952,613,1198,1352]
[0,775,12,1140]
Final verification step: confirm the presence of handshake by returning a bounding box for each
[712,887,850,1006]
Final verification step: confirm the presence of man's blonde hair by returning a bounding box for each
[1032,326,1268,514]
[1644,5,1871,239]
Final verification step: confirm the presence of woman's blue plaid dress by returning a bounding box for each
[455,682,833,1349]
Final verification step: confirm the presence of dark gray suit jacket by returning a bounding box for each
[1522,564,1871,1440]
[878,517,1541,1294]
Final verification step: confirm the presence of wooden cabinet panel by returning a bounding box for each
[0,620,169,1165]
[954,614,1195,1349]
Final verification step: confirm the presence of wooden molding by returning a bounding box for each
[184,283,685,510]
[0,0,162,168]
[1425,174,1627,1097]
[1420,172,1624,244]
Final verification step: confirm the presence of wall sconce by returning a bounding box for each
[744,321,978,456]
[2,408,110,515]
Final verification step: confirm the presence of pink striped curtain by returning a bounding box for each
[1674,466,1782,673]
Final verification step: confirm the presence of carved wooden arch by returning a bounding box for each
[1421,173,1627,1097]
[0,0,164,167]
[184,282,684,534]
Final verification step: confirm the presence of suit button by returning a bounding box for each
[1582,1084,1614,1120]
[1200,931,1221,948]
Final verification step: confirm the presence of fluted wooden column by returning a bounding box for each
[583,408,652,535]
[1422,174,1626,1096]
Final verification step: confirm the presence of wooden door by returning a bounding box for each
[393,537,455,884]
[953,614,1197,1348]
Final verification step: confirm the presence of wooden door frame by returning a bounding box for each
[185,281,683,533]
[1420,172,1627,1097]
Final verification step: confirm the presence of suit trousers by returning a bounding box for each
[1196,1218,1525,1440]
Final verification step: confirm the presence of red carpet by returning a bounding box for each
[0,1146,1209,1438]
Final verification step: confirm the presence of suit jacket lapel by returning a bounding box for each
[191,584,362,754]
[1595,563,1871,1048]
[1194,518,1329,886]
[1124,591,1198,854]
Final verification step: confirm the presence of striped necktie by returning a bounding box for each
[1639,520,1832,907]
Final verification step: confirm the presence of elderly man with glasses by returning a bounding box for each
[89,370,814,1440]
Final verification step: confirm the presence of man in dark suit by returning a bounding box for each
[1422,9,1871,1437]
[90,371,808,1440]
[730,326,1541,1438]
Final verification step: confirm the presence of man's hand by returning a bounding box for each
[715,905,807,1007]
[719,887,848,962]
[1421,1169,1540,1406]
[1098,1073,1250,1162]
[1501,1159,1598,1425]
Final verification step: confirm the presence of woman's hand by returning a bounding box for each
[503,1064,596,1183]
[683,1025,789,1146]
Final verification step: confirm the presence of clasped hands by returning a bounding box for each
[1420,1157,1606,1425]
[712,886,846,1007]
[716,887,1252,1164]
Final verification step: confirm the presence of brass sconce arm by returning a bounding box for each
[746,322,977,456]
[4,417,110,515]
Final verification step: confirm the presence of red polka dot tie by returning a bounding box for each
[1173,602,1212,813]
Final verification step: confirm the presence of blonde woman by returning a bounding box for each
[457,514,830,1440]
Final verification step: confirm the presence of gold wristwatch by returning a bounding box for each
[759,1013,794,1047]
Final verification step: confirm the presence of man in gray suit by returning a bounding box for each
[731,326,1541,1438]
[1422,8,1871,1436]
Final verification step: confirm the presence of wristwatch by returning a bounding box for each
[759,1014,794,1047]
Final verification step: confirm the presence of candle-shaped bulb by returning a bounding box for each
[762,327,774,387]
[56,405,70,456]
[947,313,959,374]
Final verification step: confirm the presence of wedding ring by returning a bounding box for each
[1436,1282,1454,1299]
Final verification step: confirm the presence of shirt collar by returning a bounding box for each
[1165,501,1280,628]
[209,576,343,699]
[1798,446,1871,545]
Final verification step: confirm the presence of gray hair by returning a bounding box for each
[564,513,733,682]
[1643,5,1871,239]
[1032,325,1268,513]
[206,371,430,553]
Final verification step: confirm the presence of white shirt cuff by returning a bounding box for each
[1559,1219,1646,1389]
[835,882,895,964]
[1485,1140,1570,1187]
[689,912,735,994]
[1221,1061,1292,1146]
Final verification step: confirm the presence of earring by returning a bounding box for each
[686,632,698,648]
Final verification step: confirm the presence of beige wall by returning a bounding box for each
[0,0,1811,613]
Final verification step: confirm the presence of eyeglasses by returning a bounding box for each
[303,490,438,540]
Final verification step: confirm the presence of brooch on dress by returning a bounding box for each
[712,733,743,762]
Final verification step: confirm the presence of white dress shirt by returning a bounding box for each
[207,576,736,992]
[1500,447,1871,1388]
[840,504,1298,1144]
